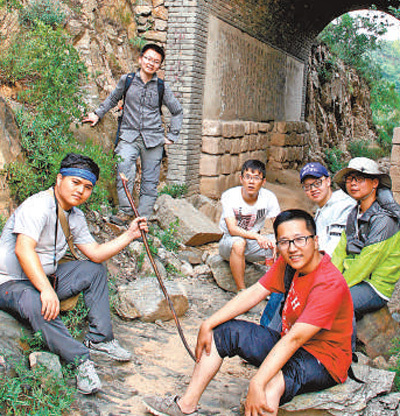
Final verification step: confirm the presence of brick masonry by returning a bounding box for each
[390,127,400,204]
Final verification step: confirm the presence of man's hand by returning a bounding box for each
[256,235,275,250]
[195,321,213,362]
[164,138,174,145]
[40,287,60,321]
[245,377,274,416]
[127,217,148,240]
[82,112,100,127]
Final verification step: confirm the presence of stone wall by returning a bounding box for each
[200,120,309,199]
[391,128,400,204]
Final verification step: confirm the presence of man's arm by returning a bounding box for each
[77,217,147,263]
[195,283,270,360]
[224,217,275,250]
[245,322,321,414]
[163,83,183,144]
[15,234,60,321]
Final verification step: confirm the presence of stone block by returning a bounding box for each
[222,122,234,138]
[232,122,246,138]
[269,146,288,162]
[135,5,152,15]
[240,137,249,153]
[258,122,270,133]
[152,0,164,7]
[249,134,258,151]
[244,121,252,135]
[154,194,222,245]
[391,144,400,164]
[116,279,188,322]
[230,155,239,173]
[154,19,168,31]
[143,30,167,42]
[221,154,231,175]
[270,133,287,147]
[390,163,400,177]
[238,151,251,166]
[203,119,222,136]
[357,306,400,358]
[153,5,168,20]
[257,133,268,149]
[199,176,223,199]
[200,154,220,176]
[393,127,400,145]
[202,136,225,155]
[274,121,288,134]
[231,138,241,154]
[224,138,232,153]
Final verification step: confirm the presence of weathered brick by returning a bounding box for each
[230,155,239,172]
[232,122,246,138]
[154,19,168,31]
[270,133,287,147]
[240,137,249,153]
[144,30,167,42]
[393,128,400,145]
[244,121,252,135]
[153,6,168,20]
[221,154,231,174]
[230,138,241,154]
[199,154,220,176]
[222,122,234,138]
[391,145,400,163]
[269,146,288,162]
[239,151,251,166]
[203,120,222,136]
[202,136,225,155]
[199,176,223,199]
[135,5,152,15]
[152,0,164,7]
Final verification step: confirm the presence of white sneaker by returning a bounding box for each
[84,339,132,361]
[76,360,101,395]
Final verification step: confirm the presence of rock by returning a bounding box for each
[153,194,222,246]
[140,256,168,280]
[278,364,396,415]
[177,247,204,265]
[187,194,222,224]
[0,311,30,362]
[207,254,267,293]
[193,264,212,278]
[157,247,182,272]
[180,261,194,277]
[364,392,400,415]
[29,351,63,379]
[356,306,400,359]
[115,278,189,322]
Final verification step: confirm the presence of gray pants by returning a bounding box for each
[115,135,164,218]
[0,260,112,365]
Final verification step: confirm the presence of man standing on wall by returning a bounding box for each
[83,43,183,224]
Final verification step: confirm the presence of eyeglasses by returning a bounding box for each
[344,175,366,184]
[302,178,324,192]
[276,235,315,250]
[242,174,263,182]
[142,55,161,66]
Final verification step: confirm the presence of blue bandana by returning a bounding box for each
[60,168,97,185]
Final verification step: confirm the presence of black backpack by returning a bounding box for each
[114,73,165,146]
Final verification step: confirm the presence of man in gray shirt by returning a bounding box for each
[83,43,183,223]
[0,153,147,395]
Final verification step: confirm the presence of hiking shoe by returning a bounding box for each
[143,395,198,416]
[76,359,101,395]
[110,211,133,226]
[84,338,132,361]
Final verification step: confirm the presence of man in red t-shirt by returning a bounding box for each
[143,210,353,416]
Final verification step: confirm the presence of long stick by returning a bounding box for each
[119,173,196,362]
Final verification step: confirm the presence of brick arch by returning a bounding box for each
[163,0,399,196]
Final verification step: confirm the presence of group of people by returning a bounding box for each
[0,41,399,416]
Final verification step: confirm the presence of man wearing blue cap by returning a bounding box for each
[300,162,355,256]
[0,153,148,395]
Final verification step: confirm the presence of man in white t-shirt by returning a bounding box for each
[219,160,280,291]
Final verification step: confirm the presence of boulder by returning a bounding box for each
[177,247,204,265]
[29,351,63,379]
[357,306,400,359]
[153,194,222,246]
[115,277,189,322]
[207,254,267,293]
[0,311,30,362]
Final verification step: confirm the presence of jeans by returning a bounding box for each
[0,261,112,364]
[115,134,164,218]
[350,281,387,320]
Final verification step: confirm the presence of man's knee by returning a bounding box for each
[77,261,107,287]
[231,239,246,256]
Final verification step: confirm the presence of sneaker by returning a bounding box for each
[110,211,133,226]
[84,339,132,361]
[143,395,198,416]
[76,359,101,395]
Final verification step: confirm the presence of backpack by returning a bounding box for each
[114,73,165,146]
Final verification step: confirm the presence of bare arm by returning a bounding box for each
[195,283,270,361]
[15,234,60,321]
[224,217,275,250]
[77,217,147,263]
[245,322,321,414]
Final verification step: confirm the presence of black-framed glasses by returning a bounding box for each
[302,178,324,192]
[276,235,315,250]
[142,55,161,66]
[344,175,366,184]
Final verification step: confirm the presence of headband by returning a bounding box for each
[60,168,97,185]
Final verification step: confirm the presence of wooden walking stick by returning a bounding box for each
[119,173,196,362]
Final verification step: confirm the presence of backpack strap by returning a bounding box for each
[157,78,164,115]
[115,73,135,146]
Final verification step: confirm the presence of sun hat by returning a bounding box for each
[300,162,330,183]
[333,157,391,192]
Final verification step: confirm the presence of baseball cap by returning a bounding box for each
[300,163,329,183]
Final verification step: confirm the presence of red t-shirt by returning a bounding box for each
[259,254,353,383]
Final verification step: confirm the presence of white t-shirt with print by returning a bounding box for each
[219,186,281,235]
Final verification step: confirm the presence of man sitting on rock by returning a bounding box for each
[261,162,355,329]
[218,159,280,291]
[143,209,353,416]
[0,153,147,395]
[332,157,400,320]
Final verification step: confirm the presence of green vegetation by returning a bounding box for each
[0,358,76,415]
[60,296,89,339]
[20,0,66,27]
[150,219,182,253]
[324,148,346,175]
[0,5,116,210]
[0,214,7,234]
[319,12,400,156]
[158,183,188,199]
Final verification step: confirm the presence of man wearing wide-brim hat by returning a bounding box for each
[331,157,400,321]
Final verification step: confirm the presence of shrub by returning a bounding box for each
[151,219,182,253]
[158,183,188,199]
[20,0,66,27]
[324,147,347,175]
[348,139,384,160]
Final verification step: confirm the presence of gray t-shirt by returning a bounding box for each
[0,188,95,285]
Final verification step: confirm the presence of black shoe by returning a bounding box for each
[110,212,133,226]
